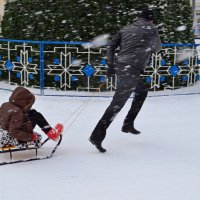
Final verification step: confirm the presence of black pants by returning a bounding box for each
[27,109,51,133]
[90,64,148,142]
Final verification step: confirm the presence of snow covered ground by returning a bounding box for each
[0,86,200,200]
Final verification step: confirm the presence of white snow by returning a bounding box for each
[175,25,187,31]
[35,11,43,15]
[62,20,67,24]
[71,59,82,66]
[0,85,200,200]
[82,34,110,49]
[176,49,194,63]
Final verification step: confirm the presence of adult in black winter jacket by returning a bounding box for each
[89,6,161,152]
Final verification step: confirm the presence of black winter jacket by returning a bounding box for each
[106,18,161,71]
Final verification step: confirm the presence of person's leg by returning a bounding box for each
[27,109,63,141]
[122,78,148,133]
[27,109,51,133]
[90,67,141,143]
[90,89,132,141]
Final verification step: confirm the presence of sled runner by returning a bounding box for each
[0,135,62,166]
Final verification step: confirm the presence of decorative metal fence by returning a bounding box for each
[0,38,199,95]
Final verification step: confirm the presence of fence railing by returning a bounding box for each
[0,38,199,95]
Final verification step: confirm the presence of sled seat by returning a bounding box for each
[0,143,39,154]
[0,145,17,152]
[0,144,39,160]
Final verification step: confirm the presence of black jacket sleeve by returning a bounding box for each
[106,32,121,64]
[151,27,162,53]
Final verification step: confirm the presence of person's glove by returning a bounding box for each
[106,63,115,78]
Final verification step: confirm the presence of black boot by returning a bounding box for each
[121,124,141,134]
[89,138,106,153]
[122,92,147,135]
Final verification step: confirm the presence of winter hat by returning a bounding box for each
[138,5,154,21]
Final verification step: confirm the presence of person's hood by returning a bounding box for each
[9,87,35,109]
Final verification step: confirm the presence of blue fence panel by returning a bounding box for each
[0,38,199,95]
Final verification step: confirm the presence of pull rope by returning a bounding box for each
[62,99,89,125]
[61,98,91,136]
[61,82,106,136]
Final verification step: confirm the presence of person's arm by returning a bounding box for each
[106,31,121,65]
[151,27,162,53]
[9,111,33,142]
[106,32,121,77]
